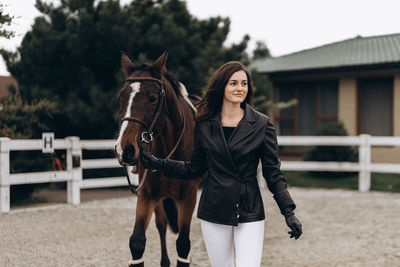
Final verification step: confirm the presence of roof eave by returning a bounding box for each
[260,62,400,76]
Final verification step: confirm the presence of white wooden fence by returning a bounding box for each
[0,136,136,213]
[277,134,400,192]
[1,134,400,213]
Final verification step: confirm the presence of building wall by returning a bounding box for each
[393,73,400,136]
[371,73,400,163]
[337,75,400,163]
[338,77,357,135]
[0,76,18,99]
[276,73,400,163]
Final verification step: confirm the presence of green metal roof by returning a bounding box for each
[250,33,400,73]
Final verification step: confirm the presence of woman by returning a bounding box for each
[138,61,302,267]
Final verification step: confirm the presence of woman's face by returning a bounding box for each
[223,70,248,105]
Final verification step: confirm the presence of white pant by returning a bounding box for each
[200,219,265,267]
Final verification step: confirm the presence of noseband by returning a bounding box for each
[119,76,186,195]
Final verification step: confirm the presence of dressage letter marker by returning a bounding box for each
[42,132,55,153]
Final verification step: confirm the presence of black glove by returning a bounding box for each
[283,207,302,240]
[137,135,164,170]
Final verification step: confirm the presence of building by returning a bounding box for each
[0,76,18,99]
[250,33,400,162]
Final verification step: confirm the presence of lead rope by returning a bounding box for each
[124,166,148,195]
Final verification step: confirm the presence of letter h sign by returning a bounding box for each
[42,132,55,153]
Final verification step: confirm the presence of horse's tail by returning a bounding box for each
[163,197,179,233]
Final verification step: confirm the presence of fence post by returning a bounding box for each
[0,138,10,213]
[358,134,371,192]
[66,136,82,205]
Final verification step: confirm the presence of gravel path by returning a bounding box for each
[1,187,399,266]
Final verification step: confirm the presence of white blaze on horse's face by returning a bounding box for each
[115,82,141,159]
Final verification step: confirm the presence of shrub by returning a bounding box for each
[303,122,358,177]
[0,92,58,204]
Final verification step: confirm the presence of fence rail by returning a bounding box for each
[0,136,137,213]
[1,134,399,213]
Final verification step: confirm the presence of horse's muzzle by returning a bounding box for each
[114,144,138,167]
[120,143,138,166]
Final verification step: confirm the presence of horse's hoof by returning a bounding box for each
[160,258,170,267]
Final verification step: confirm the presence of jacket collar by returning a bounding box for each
[209,103,258,123]
[208,103,258,173]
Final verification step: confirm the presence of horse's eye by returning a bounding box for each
[149,95,157,103]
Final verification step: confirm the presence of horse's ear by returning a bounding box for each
[152,51,168,75]
[121,52,134,77]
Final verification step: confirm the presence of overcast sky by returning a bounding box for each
[1,0,400,75]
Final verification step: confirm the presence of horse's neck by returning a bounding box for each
[159,79,190,157]
[163,79,185,128]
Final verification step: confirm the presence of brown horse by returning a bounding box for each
[115,52,201,267]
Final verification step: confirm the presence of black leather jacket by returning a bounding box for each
[160,104,296,226]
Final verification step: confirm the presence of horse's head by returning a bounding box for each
[115,52,168,166]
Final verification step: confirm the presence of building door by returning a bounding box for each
[358,77,393,136]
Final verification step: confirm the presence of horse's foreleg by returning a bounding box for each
[176,194,197,267]
[154,202,170,267]
[129,196,157,267]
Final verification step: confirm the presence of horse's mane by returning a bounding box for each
[163,72,182,98]
[133,63,182,97]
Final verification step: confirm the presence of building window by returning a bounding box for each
[275,81,338,135]
[358,77,393,136]
[275,86,296,136]
[318,82,338,127]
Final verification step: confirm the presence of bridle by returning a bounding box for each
[119,76,186,195]
[121,77,166,138]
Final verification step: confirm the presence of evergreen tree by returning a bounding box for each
[0,91,58,203]
[252,40,270,60]
[1,0,249,139]
[250,41,297,116]
[0,91,58,138]
[0,3,14,39]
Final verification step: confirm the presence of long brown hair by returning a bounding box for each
[195,61,254,122]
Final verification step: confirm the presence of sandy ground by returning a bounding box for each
[1,187,400,267]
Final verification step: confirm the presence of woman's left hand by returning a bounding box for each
[285,214,302,239]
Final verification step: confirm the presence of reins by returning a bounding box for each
[120,76,186,195]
